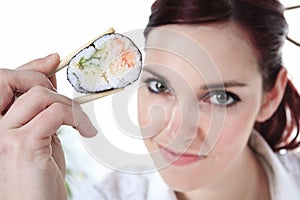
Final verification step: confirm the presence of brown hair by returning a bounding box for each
[145,0,300,151]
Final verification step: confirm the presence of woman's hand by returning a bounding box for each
[0,54,97,200]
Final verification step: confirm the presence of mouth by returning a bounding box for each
[157,144,207,166]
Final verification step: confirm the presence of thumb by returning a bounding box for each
[18,53,60,88]
[18,53,60,75]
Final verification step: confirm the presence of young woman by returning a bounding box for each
[0,0,299,200]
[77,0,300,199]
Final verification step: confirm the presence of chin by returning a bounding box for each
[158,167,201,192]
[155,161,207,192]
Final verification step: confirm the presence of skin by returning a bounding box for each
[138,24,287,200]
[0,54,97,200]
[0,24,287,200]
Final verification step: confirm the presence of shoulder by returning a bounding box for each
[276,149,300,178]
[73,167,176,200]
[73,170,149,200]
[249,130,300,199]
[249,130,300,175]
[274,150,300,199]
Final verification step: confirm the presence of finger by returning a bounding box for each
[1,96,16,116]
[51,133,66,177]
[49,75,57,89]
[18,53,60,75]
[21,102,97,138]
[0,69,55,114]
[18,53,60,88]
[1,86,74,129]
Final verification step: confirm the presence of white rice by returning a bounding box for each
[67,33,142,93]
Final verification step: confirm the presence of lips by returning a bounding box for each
[158,144,206,166]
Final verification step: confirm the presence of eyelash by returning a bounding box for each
[143,78,241,107]
[143,78,171,94]
[203,91,241,107]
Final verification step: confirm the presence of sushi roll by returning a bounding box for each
[67,33,142,93]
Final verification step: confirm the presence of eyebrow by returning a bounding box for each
[200,81,248,90]
[143,68,170,84]
[143,68,248,90]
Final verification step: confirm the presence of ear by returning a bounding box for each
[256,67,288,122]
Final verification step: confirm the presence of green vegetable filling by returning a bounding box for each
[77,47,107,70]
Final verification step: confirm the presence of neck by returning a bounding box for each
[176,147,270,200]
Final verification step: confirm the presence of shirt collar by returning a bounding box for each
[249,130,300,200]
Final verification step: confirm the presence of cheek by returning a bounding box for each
[137,89,152,126]
[137,89,169,138]
[215,102,261,155]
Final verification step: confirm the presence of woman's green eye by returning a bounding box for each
[205,91,240,107]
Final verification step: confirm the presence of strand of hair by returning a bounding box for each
[286,36,300,47]
[285,5,300,11]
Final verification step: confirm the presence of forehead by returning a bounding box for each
[144,24,260,84]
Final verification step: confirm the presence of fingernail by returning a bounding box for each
[90,126,98,137]
[45,53,59,59]
[84,126,98,138]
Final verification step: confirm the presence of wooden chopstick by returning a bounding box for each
[73,88,124,104]
[46,27,124,104]
[48,27,115,77]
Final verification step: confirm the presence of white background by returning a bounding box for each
[0,0,299,199]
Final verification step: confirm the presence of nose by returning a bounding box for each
[164,98,200,146]
[165,104,181,138]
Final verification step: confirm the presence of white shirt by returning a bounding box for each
[74,131,300,200]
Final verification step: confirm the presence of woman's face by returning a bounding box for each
[138,24,265,191]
